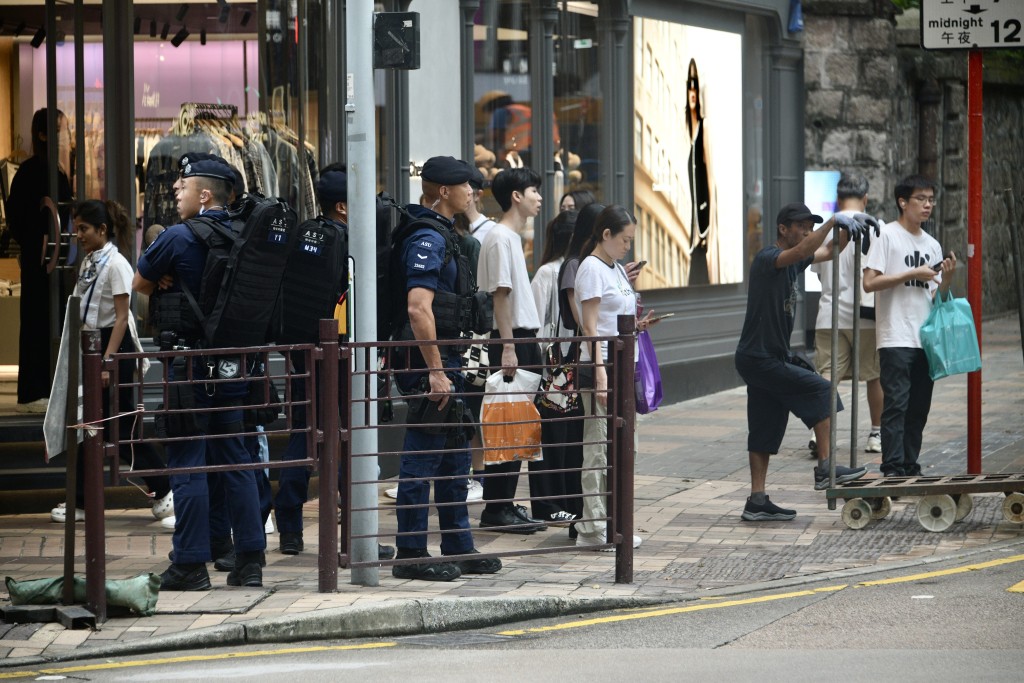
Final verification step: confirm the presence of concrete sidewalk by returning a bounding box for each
[2,316,1022,666]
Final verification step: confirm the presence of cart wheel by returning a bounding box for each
[1002,493,1024,524]
[916,494,957,532]
[953,493,973,522]
[869,497,892,520]
[842,498,873,530]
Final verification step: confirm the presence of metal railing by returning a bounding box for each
[338,315,638,585]
[77,316,639,619]
[79,320,342,620]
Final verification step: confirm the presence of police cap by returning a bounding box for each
[421,156,473,186]
[179,153,237,184]
[317,170,348,204]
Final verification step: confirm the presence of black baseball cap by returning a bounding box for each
[421,156,474,185]
[468,166,489,191]
[776,202,824,226]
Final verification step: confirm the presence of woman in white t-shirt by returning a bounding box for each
[50,200,172,524]
[573,205,660,550]
[528,210,580,525]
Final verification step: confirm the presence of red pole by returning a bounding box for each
[967,49,983,475]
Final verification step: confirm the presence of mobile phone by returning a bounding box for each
[635,260,648,269]
[650,312,675,322]
[932,252,954,272]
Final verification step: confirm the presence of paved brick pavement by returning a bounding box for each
[2,316,1022,661]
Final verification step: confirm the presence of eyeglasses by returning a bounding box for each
[910,195,937,205]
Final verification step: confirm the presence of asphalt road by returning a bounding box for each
[5,551,1023,682]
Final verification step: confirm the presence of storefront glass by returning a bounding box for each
[471,0,601,268]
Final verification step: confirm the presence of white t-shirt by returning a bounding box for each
[75,241,133,331]
[469,214,497,246]
[574,255,637,361]
[864,220,943,349]
[811,209,876,330]
[531,258,565,335]
[478,223,541,331]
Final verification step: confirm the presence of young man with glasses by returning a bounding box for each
[863,175,956,478]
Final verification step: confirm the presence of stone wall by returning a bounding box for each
[803,0,1024,316]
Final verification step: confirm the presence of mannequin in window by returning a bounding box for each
[7,109,73,412]
[685,59,718,286]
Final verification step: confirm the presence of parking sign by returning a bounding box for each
[921,0,1024,50]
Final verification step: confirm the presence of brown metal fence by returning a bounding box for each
[78,316,638,618]
[338,315,637,584]
[78,320,342,620]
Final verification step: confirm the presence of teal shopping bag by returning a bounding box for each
[919,292,982,381]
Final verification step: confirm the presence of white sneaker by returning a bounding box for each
[150,491,175,520]
[866,432,882,453]
[160,515,176,530]
[50,503,84,523]
[575,531,641,551]
[265,517,275,534]
[384,486,398,499]
[16,398,49,414]
[466,480,483,502]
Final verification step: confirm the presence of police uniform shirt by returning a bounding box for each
[137,209,231,295]
[402,205,458,296]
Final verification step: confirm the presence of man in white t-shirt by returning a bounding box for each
[864,174,956,478]
[467,171,498,245]
[477,167,545,534]
[810,171,883,455]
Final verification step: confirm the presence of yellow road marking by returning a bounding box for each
[856,553,1024,587]
[3,554,1022,678]
[496,586,847,636]
[0,642,395,680]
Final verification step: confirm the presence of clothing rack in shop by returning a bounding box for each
[174,103,239,136]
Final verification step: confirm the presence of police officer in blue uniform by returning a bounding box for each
[392,156,502,581]
[133,154,266,590]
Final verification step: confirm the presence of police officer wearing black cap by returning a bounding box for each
[734,202,875,524]
[274,164,346,555]
[392,155,501,581]
[133,153,266,591]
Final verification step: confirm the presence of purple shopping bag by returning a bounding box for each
[635,330,663,414]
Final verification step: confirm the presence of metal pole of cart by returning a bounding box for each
[827,222,841,509]
[850,234,862,469]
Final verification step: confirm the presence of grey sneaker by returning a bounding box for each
[814,463,868,490]
[741,496,796,521]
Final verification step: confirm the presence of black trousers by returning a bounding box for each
[483,328,542,514]
[530,405,584,519]
[879,347,934,477]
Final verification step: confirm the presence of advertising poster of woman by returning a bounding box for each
[633,19,743,290]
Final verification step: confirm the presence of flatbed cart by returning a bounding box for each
[825,473,1024,532]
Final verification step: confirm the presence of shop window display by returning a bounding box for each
[471,1,602,200]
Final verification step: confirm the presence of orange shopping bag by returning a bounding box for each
[481,369,543,465]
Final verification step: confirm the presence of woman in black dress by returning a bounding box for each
[685,59,717,286]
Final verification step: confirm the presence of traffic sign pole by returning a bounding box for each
[967,48,983,474]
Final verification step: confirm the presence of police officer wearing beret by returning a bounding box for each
[392,156,502,581]
[133,154,266,590]
[273,164,348,558]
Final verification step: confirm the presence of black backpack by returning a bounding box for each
[276,216,349,344]
[376,193,459,342]
[182,194,297,347]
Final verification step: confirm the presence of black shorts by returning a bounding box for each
[735,353,842,455]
